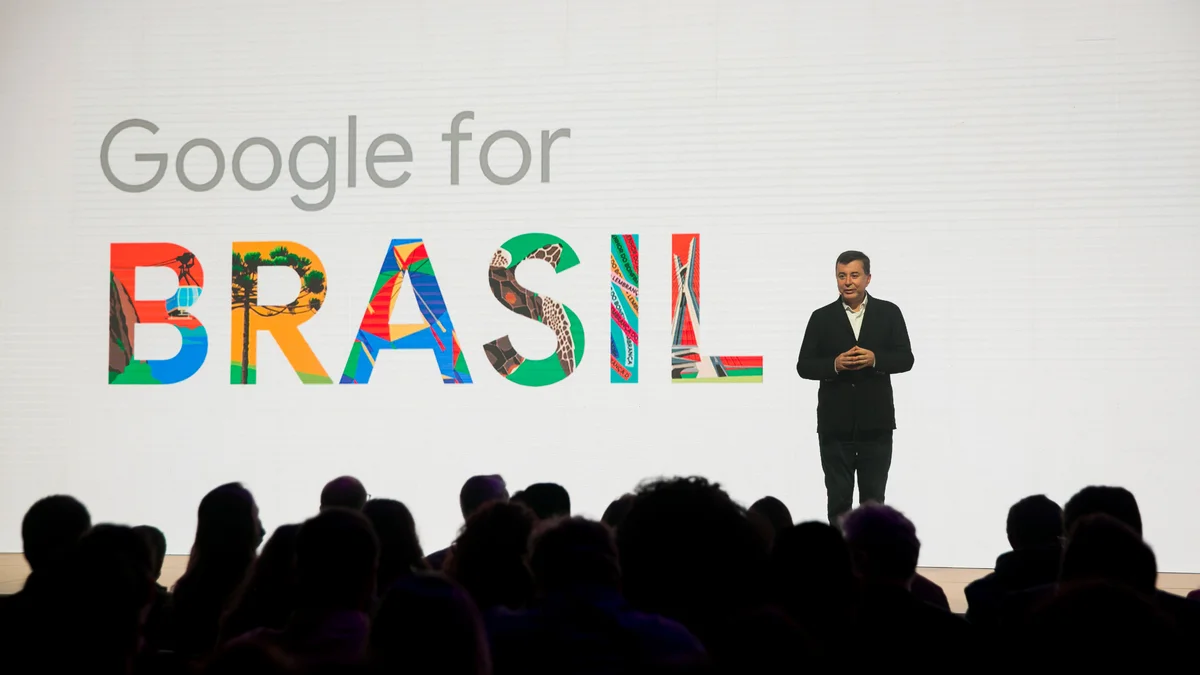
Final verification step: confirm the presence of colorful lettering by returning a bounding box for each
[230,242,332,384]
[341,239,471,384]
[484,233,585,386]
[109,243,207,384]
[671,234,763,382]
[610,234,639,383]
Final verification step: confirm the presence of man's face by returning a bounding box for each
[836,260,870,305]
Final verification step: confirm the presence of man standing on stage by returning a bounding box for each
[797,251,914,526]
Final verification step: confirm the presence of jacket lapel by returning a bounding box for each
[834,296,857,345]
[856,292,875,346]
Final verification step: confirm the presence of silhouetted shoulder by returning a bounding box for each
[622,610,707,656]
[964,572,997,600]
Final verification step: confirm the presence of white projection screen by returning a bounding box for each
[2,0,1199,571]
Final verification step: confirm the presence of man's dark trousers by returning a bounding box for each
[819,426,893,525]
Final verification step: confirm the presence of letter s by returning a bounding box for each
[483,233,585,387]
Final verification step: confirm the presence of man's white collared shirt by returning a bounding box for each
[843,294,867,341]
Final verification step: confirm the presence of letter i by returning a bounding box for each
[610,234,639,383]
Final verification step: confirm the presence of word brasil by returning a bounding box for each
[108,234,763,387]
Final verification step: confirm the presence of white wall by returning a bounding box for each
[1,0,1198,570]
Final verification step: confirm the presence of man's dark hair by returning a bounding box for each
[512,483,571,520]
[1007,495,1063,551]
[459,475,508,520]
[22,495,91,572]
[1063,486,1142,537]
[836,250,870,275]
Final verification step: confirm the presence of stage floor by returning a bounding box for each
[1,553,1197,614]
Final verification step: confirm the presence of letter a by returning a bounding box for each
[341,239,471,384]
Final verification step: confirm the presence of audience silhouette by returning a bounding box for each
[1,476,1197,673]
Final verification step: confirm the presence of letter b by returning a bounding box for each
[109,243,208,384]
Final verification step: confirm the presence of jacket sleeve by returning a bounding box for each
[873,305,914,374]
[796,310,836,380]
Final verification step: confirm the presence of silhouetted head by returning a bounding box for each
[362,498,426,592]
[446,501,536,611]
[1006,494,1063,551]
[1061,514,1157,594]
[617,476,769,644]
[1063,486,1142,537]
[749,497,793,546]
[770,521,856,614]
[249,524,301,590]
[530,517,620,594]
[370,572,491,675]
[133,525,168,581]
[842,504,920,587]
[21,494,91,573]
[190,482,262,565]
[62,524,155,671]
[320,476,368,511]
[601,494,637,530]
[512,482,571,520]
[750,497,792,533]
[295,508,379,612]
[459,475,509,520]
[73,523,154,581]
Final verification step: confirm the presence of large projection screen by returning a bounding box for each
[2,0,1199,571]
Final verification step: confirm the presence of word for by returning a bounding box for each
[108,233,762,387]
[100,112,571,211]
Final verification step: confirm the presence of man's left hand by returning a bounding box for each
[847,346,875,370]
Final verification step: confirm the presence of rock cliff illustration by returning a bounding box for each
[109,272,138,380]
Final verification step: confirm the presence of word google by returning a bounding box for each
[108,234,763,387]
